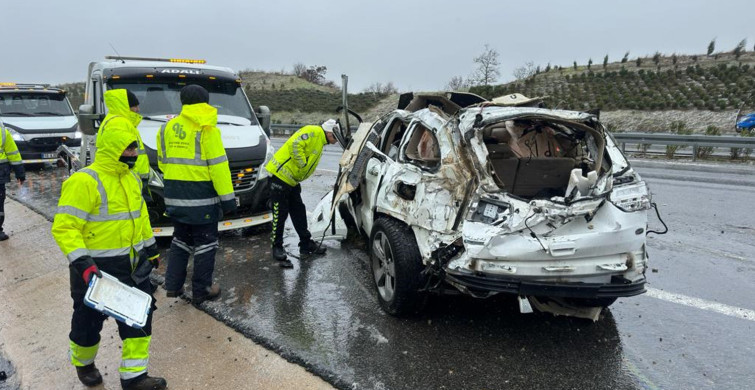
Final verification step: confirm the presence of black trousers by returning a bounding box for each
[0,184,5,232]
[164,221,219,298]
[68,266,155,348]
[270,176,311,248]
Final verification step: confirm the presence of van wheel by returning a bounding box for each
[370,217,427,316]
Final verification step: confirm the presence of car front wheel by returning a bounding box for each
[370,217,426,316]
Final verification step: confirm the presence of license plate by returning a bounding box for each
[235,197,241,206]
[42,152,57,159]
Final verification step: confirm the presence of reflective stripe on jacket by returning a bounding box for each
[264,125,327,187]
[52,119,156,278]
[97,89,149,180]
[156,102,235,224]
[0,125,25,184]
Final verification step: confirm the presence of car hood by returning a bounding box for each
[0,115,78,131]
[138,114,264,150]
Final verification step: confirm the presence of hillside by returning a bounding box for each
[471,51,755,133]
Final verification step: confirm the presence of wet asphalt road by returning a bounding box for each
[6,151,755,390]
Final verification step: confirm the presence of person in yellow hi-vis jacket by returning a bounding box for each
[52,121,166,389]
[96,89,152,200]
[0,120,26,241]
[264,119,338,268]
[157,84,236,306]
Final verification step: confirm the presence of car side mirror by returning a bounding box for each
[77,104,102,136]
[255,105,271,137]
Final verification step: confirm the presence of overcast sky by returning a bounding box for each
[3,0,754,92]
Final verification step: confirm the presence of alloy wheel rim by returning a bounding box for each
[372,231,396,302]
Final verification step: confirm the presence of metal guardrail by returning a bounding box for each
[612,132,755,161]
[270,125,754,160]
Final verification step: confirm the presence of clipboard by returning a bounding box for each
[83,271,152,329]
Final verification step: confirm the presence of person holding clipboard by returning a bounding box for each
[52,89,167,390]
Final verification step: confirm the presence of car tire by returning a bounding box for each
[370,216,427,316]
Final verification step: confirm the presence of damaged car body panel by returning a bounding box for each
[310,92,652,319]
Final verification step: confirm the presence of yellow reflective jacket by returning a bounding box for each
[264,125,327,187]
[52,120,157,283]
[1,125,25,184]
[97,89,149,180]
[156,103,236,224]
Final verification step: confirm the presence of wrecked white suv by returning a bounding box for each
[311,92,652,318]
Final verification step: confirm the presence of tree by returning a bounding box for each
[587,58,593,70]
[621,51,630,63]
[672,53,678,66]
[652,52,662,66]
[445,76,468,91]
[470,44,501,86]
[573,61,577,70]
[603,54,609,69]
[292,62,306,77]
[512,61,536,80]
[364,82,398,95]
[707,39,715,56]
[733,39,747,60]
[636,57,642,67]
[300,65,328,85]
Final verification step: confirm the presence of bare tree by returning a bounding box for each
[445,76,468,91]
[470,44,501,86]
[292,62,306,77]
[512,61,536,80]
[364,82,398,95]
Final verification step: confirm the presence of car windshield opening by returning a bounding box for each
[108,78,257,124]
[0,92,73,117]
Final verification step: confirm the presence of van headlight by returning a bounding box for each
[256,139,275,180]
[6,127,24,142]
[610,181,651,212]
[148,168,164,189]
[74,130,83,139]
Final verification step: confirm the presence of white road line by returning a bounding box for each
[315,168,339,174]
[646,288,755,322]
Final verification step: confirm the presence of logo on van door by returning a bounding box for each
[159,68,202,75]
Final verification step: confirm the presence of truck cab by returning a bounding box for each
[0,83,80,164]
[70,56,273,236]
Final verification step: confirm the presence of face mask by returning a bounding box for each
[119,155,138,169]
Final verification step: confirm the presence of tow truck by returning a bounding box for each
[60,56,274,236]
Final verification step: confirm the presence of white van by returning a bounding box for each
[69,57,274,236]
[0,83,79,164]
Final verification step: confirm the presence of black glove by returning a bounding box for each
[148,254,160,268]
[71,255,102,283]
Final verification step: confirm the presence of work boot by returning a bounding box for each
[121,374,167,390]
[76,363,103,387]
[300,240,326,257]
[0,232,8,241]
[192,284,221,306]
[165,287,184,298]
[272,245,287,261]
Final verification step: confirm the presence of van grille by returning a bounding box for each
[230,166,259,191]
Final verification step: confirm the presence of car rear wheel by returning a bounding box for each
[370,217,427,316]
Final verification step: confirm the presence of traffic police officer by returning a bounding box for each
[52,106,166,389]
[0,120,25,241]
[158,84,236,305]
[265,119,339,268]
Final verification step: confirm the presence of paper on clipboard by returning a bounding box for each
[84,271,152,329]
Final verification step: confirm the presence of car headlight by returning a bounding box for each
[256,139,275,180]
[610,181,651,212]
[6,127,24,142]
[74,130,83,139]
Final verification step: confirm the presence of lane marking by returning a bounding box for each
[646,288,755,322]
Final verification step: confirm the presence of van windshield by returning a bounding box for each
[0,92,74,117]
[109,79,257,124]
